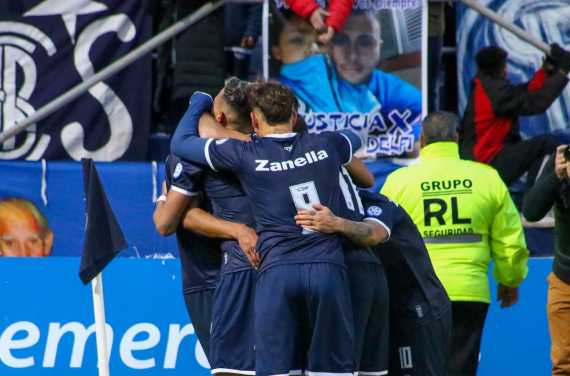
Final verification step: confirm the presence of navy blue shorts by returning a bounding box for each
[209,268,256,374]
[184,288,215,360]
[255,263,355,376]
[389,307,452,376]
[347,262,389,375]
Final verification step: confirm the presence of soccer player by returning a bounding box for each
[298,190,452,376]
[153,153,222,359]
[294,170,390,376]
[170,82,362,376]
[362,190,451,376]
[193,79,259,376]
[154,78,259,374]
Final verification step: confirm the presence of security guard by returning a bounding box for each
[381,111,529,376]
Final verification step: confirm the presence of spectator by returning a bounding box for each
[225,3,262,79]
[459,45,570,186]
[523,145,570,376]
[0,198,53,257]
[382,111,529,376]
[284,0,353,44]
[154,0,226,133]
[428,1,445,112]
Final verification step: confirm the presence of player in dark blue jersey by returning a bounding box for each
[294,169,390,376]
[193,78,259,376]
[359,190,452,376]
[153,154,221,358]
[155,78,262,375]
[170,82,362,376]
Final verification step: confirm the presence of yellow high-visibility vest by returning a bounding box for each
[381,142,528,303]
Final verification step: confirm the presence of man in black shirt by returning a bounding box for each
[523,144,570,375]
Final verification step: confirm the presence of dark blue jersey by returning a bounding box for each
[206,132,357,270]
[336,167,380,265]
[359,190,450,323]
[165,154,221,294]
[169,92,363,271]
[202,169,255,273]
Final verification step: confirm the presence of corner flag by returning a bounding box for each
[79,159,127,285]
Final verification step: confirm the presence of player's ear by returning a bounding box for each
[216,112,225,125]
[290,111,298,129]
[251,112,260,132]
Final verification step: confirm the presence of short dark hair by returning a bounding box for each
[422,111,460,145]
[248,81,296,125]
[475,46,507,77]
[223,77,251,123]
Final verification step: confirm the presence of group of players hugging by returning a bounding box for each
[153,78,450,376]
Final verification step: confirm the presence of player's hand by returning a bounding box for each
[549,43,570,74]
[295,203,340,233]
[318,26,335,45]
[497,284,519,308]
[555,145,569,180]
[309,7,328,31]
[241,35,256,49]
[236,224,260,269]
[162,180,168,195]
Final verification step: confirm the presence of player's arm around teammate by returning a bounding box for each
[153,164,259,268]
[295,202,388,246]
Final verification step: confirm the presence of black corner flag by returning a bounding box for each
[79,159,127,285]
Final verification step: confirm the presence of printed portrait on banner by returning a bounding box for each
[271,0,426,190]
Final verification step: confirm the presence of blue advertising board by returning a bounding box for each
[0,257,556,375]
[0,258,209,375]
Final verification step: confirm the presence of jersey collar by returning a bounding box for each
[263,132,297,139]
[420,142,460,160]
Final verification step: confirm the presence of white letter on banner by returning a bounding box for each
[42,322,113,368]
[163,324,194,369]
[0,321,40,368]
[61,14,136,161]
[195,339,210,369]
[120,323,160,369]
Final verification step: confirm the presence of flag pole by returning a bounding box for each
[91,273,110,376]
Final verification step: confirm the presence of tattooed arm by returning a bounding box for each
[294,203,388,246]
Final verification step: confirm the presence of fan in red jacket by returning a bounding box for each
[459,44,570,186]
[284,0,353,44]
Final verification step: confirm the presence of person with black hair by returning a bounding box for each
[523,144,570,375]
[459,44,570,187]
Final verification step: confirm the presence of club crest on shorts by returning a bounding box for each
[367,205,382,217]
[173,163,183,178]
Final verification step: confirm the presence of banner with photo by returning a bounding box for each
[0,0,152,161]
[271,0,427,190]
[0,161,175,258]
[457,0,570,142]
